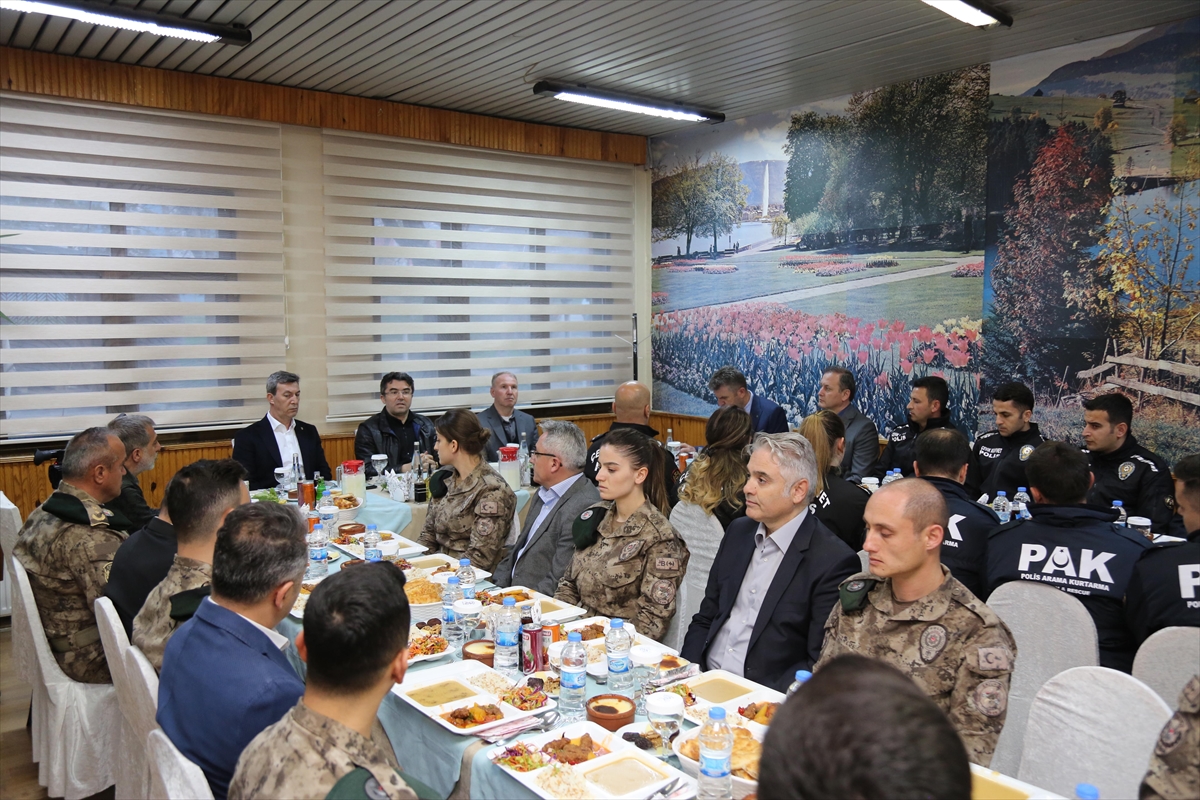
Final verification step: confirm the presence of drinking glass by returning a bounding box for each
[274,466,290,493]
[371,454,389,486]
[645,691,684,761]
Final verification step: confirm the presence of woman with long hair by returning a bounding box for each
[417,408,517,571]
[666,405,754,649]
[798,410,869,551]
[555,427,689,642]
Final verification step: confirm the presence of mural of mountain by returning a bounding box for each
[1023,18,1199,98]
[739,160,786,207]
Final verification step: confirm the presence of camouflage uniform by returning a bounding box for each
[229,701,416,800]
[132,555,211,671]
[555,500,690,642]
[417,460,516,572]
[815,567,1016,767]
[1140,674,1200,800]
[14,481,127,684]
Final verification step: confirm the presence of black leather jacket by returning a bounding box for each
[353,409,436,476]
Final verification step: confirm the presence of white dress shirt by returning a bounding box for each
[706,509,808,676]
[206,597,290,651]
[270,412,303,476]
[515,472,584,565]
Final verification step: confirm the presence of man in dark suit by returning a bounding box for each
[709,366,789,434]
[682,432,860,692]
[157,502,307,800]
[477,371,539,464]
[233,370,331,490]
[817,367,879,483]
[353,371,437,478]
[493,420,599,594]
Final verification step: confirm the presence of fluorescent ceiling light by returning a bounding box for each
[0,0,252,45]
[533,81,723,124]
[922,0,1012,28]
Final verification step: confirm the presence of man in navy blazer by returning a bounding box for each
[233,370,332,490]
[708,366,790,434]
[682,432,860,692]
[477,371,539,463]
[157,502,308,800]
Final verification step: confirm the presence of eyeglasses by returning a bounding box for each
[530,450,558,460]
[384,389,413,397]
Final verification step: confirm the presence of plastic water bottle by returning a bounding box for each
[518,431,531,488]
[605,618,633,695]
[494,597,521,679]
[883,469,900,485]
[1112,500,1127,526]
[441,577,464,659]
[1074,783,1100,800]
[1013,488,1032,520]
[306,523,328,580]
[698,707,734,800]
[559,631,588,723]
[455,558,476,599]
[317,489,337,531]
[363,524,382,562]
[992,491,1011,523]
[786,669,813,697]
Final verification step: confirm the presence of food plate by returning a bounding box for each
[728,689,784,736]
[673,725,761,799]
[290,571,338,618]
[663,670,777,725]
[562,617,679,663]
[400,553,492,582]
[331,532,425,560]
[477,586,586,623]
[525,671,560,698]
[392,660,555,737]
[407,624,452,664]
[488,720,631,780]
[500,731,691,800]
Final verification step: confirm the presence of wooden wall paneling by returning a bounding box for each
[0,47,646,166]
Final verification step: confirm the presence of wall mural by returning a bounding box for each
[649,18,1199,463]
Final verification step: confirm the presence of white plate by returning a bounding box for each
[672,725,760,799]
[406,627,452,665]
[392,660,555,737]
[510,737,690,800]
[478,586,587,623]
[487,720,631,781]
[331,532,425,560]
[562,617,680,658]
[403,553,492,583]
[524,671,560,698]
[723,689,784,736]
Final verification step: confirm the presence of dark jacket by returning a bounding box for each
[158,599,303,800]
[104,516,177,635]
[812,469,869,551]
[871,415,955,480]
[971,423,1046,501]
[104,472,156,532]
[476,405,539,464]
[747,394,790,434]
[837,405,880,484]
[925,475,999,599]
[353,409,436,477]
[1086,434,1181,536]
[492,474,600,595]
[232,415,332,491]
[681,513,860,692]
[984,503,1150,672]
[585,422,680,508]
[1125,530,1200,649]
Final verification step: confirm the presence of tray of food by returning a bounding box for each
[489,720,631,780]
[673,723,761,799]
[395,553,492,582]
[559,617,679,663]
[659,670,778,725]
[476,586,586,623]
[330,530,425,560]
[512,742,693,800]
[392,660,555,736]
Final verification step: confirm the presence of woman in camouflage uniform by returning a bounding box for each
[417,409,516,572]
[556,427,689,642]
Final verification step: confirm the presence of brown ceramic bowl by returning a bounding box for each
[587,694,636,732]
[338,522,366,536]
[341,558,368,568]
[462,639,495,667]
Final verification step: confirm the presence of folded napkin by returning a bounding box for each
[475,716,543,743]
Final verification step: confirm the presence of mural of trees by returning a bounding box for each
[652,154,748,256]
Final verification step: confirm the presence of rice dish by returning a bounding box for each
[469,671,515,697]
[534,764,590,800]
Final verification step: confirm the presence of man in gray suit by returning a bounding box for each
[477,371,539,463]
[492,420,599,595]
[818,367,879,484]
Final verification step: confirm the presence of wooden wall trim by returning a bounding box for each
[0,46,646,166]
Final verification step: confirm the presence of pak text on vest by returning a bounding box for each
[1017,544,1116,586]
[1181,563,1200,608]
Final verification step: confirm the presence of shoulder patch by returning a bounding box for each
[655,556,680,571]
[977,645,1013,672]
[1118,461,1135,481]
[618,540,643,561]
[973,679,1008,718]
[920,624,948,662]
[839,577,877,612]
[1019,444,1034,461]
[650,579,676,606]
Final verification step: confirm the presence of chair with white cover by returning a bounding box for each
[665,500,725,652]
[986,580,1099,776]
[1133,626,1200,706]
[95,596,149,800]
[124,643,162,790]
[0,493,34,683]
[147,729,214,800]
[1018,666,1171,799]
[11,557,118,799]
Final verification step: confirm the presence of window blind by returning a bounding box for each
[0,94,286,439]
[322,131,636,421]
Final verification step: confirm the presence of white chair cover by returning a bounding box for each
[986,580,1099,776]
[1133,626,1200,706]
[666,500,725,652]
[147,729,214,800]
[0,493,34,684]
[96,597,148,800]
[1018,666,1171,800]
[11,558,118,799]
[125,644,162,777]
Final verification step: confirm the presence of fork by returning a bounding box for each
[491,711,560,744]
[645,777,683,800]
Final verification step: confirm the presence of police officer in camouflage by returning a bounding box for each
[816,477,1016,767]
[557,427,689,643]
[1140,674,1200,800]
[970,383,1045,501]
[985,441,1149,672]
[871,376,957,480]
[230,563,421,800]
[1082,393,1180,535]
[14,427,129,683]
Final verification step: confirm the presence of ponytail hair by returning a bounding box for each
[601,426,672,516]
[434,409,492,456]
[797,410,846,496]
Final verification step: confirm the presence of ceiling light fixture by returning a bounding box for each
[0,0,252,45]
[532,81,723,124]
[921,0,1012,28]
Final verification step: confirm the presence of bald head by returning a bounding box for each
[874,478,949,535]
[613,381,651,424]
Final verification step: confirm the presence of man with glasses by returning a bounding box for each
[492,421,599,595]
[354,372,437,478]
